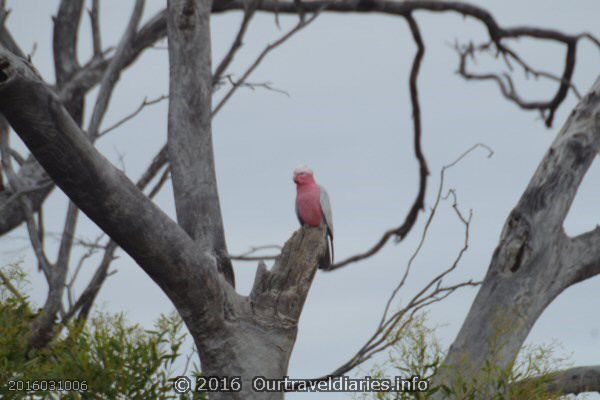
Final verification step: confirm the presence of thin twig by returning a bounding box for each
[87,0,145,140]
[215,75,289,97]
[0,118,52,279]
[98,95,167,137]
[229,244,282,261]
[493,42,582,99]
[380,143,492,327]
[89,0,102,58]
[212,0,261,87]
[212,10,320,117]
[453,39,577,127]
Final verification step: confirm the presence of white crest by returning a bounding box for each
[293,165,313,176]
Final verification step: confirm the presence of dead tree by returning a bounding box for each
[0,0,599,398]
[434,76,600,397]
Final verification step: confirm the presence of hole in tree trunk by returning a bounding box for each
[0,59,9,82]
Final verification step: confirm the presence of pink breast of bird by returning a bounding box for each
[296,185,323,226]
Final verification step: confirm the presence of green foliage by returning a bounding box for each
[354,314,443,400]
[354,313,578,400]
[0,263,202,399]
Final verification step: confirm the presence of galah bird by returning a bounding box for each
[293,166,334,268]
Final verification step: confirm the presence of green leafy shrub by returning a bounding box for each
[0,263,203,399]
[354,313,579,400]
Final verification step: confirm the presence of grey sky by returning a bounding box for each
[1,1,599,398]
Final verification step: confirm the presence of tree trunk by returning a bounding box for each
[188,228,327,399]
[436,75,600,396]
[166,0,235,285]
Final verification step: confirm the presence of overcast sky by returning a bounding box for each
[1,1,599,399]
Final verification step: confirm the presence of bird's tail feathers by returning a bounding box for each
[318,234,334,270]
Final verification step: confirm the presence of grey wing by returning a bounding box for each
[319,185,334,266]
[319,186,333,239]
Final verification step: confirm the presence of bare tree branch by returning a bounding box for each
[56,202,79,271]
[17,2,152,349]
[167,0,234,286]
[565,224,600,286]
[0,49,225,332]
[53,0,84,85]
[219,75,290,96]
[88,0,102,58]
[65,233,103,309]
[59,8,167,101]
[0,1,88,241]
[87,0,145,141]
[0,6,25,60]
[515,365,600,396]
[213,10,319,116]
[0,118,51,279]
[322,13,428,272]
[381,144,492,325]
[98,94,167,137]
[63,241,116,323]
[213,0,599,127]
[0,117,64,350]
[212,0,260,87]
[454,40,577,125]
[0,5,170,239]
[25,201,77,351]
[3,6,149,339]
[490,41,582,99]
[53,0,85,125]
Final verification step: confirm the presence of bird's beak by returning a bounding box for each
[293,176,298,184]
